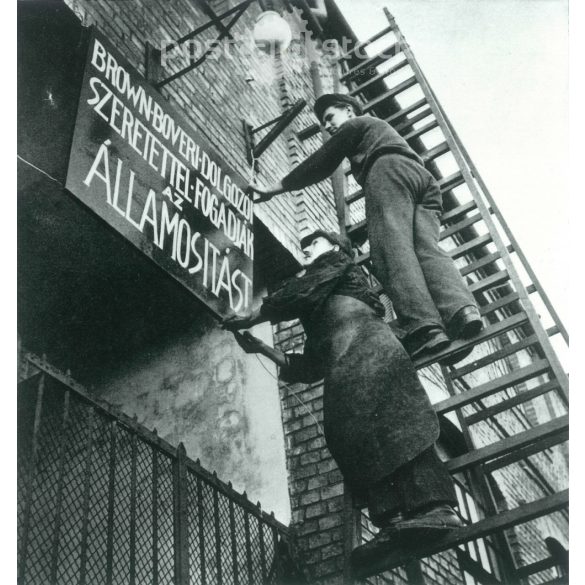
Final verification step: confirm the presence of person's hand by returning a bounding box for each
[246,179,284,203]
[233,331,265,354]
[222,314,255,331]
[252,187,274,204]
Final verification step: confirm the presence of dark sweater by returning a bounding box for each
[281,115,423,189]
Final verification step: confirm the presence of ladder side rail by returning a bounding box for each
[428,88,568,346]
[382,8,568,402]
[379,10,567,348]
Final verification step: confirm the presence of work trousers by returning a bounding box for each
[365,154,477,340]
[367,447,457,527]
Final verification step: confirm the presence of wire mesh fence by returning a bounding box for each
[17,358,289,585]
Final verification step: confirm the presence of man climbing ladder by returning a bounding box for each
[248,93,483,361]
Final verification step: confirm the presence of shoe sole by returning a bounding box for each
[350,524,459,566]
[409,336,451,359]
[395,524,458,547]
[439,346,474,366]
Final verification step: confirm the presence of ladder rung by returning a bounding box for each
[440,212,483,241]
[349,57,409,96]
[445,414,567,473]
[363,77,418,112]
[547,325,560,337]
[340,43,401,82]
[413,311,529,369]
[351,490,568,579]
[450,234,492,259]
[451,333,539,379]
[526,284,537,294]
[393,105,433,133]
[529,578,567,585]
[384,97,428,126]
[435,358,550,415]
[422,141,450,163]
[483,427,569,474]
[479,292,520,316]
[438,171,466,197]
[346,189,364,205]
[465,380,561,425]
[516,556,562,579]
[336,24,395,62]
[469,270,510,295]
[458,251,502,278]
[331,212,494,267]
[403,118,440,142]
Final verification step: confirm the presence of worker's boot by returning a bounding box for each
[351,505,463,567]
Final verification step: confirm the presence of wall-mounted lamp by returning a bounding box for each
[252,10,292,54]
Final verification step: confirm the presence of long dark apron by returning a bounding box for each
[308,294,440,494]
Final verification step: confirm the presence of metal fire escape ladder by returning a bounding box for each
[295,6,569,583]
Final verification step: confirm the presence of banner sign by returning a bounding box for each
[66,29,253,318]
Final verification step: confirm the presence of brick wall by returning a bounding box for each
[64,0,340,264]
[48,2,568,582]
[278,10,341,239]
[273,319,347,583]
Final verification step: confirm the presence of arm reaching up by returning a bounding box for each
[248,180,285,203]
[248,117,365,202]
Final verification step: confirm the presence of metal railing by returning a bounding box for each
[18,354,290,585]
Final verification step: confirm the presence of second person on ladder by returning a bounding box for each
[248,93,483,359]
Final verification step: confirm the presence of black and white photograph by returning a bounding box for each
[15,0,572,583]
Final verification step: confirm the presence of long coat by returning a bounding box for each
[263,252,440,493]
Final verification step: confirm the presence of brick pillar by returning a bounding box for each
[273,321,347,584]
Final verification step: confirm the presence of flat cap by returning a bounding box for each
[300,229,353,257]
[313,93,363,123]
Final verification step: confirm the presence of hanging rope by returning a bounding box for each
[17,154,63,186]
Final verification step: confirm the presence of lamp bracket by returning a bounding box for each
[146,0,257,88]
[243,99,307,167]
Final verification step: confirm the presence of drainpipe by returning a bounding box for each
[308,40,349,236]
